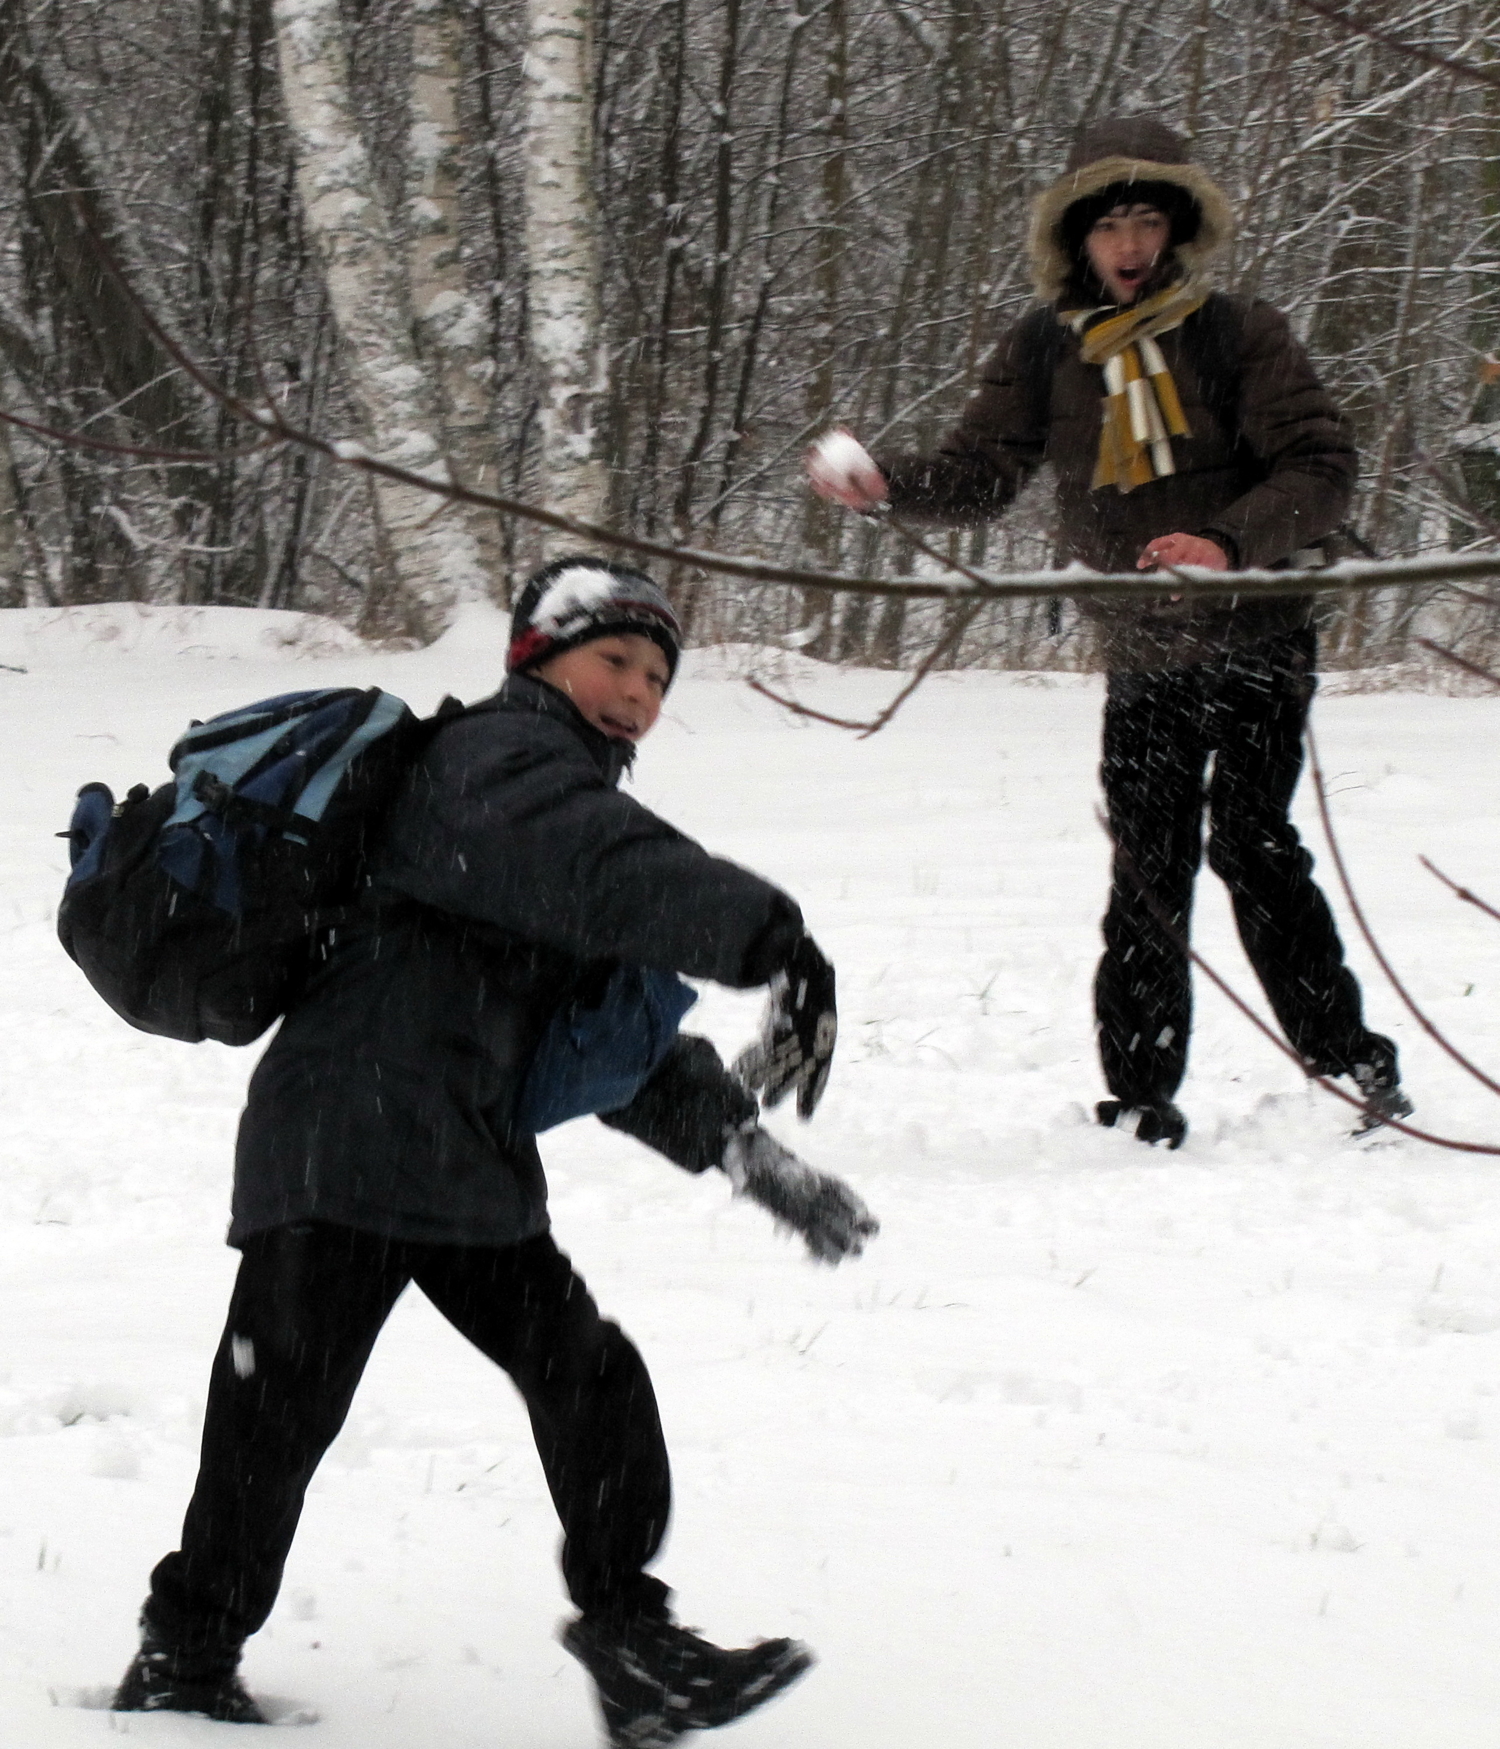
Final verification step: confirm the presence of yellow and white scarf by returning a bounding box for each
[1066,278,1209,494]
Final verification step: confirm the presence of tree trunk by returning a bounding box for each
[523,0,608,555]
[271,0,486,636]
[0,396,25,607]
[406,0,505,587]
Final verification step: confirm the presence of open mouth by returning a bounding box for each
[600,713,641,739]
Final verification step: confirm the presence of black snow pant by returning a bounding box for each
[143,1223,672,1663]
[1095,625,1388,1105]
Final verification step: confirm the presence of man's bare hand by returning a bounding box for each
[1137,533,1229,572]
[805,428,889,513]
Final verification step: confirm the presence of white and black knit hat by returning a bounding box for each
[506,556,683,683]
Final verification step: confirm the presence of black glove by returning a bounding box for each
[734,932,837,1120]
[722,1125,878,1265]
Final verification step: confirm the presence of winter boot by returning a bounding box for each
[1349,1038,1413,1132]
[560,1612,813,1748]
[1096,1098,1188,1150]
[111,1629,265,1724]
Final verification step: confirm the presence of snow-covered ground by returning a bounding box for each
[2,602,1499,1748]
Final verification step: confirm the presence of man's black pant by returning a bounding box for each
[144,1223,672,1660]
[1096,626,1380,1105]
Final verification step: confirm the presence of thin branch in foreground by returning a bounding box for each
[1420,856,1500,926]
[748,595,984,737]
[1101,810,1500,1154]
[0,402,280,466]
[1306,726,1500,1100]
[745,680,883,733]
[52,184,1500,610]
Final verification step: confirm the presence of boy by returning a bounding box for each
[111,556,873,1748]
[808,115,1410,1147]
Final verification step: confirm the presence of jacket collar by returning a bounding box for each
[491,671,637,786]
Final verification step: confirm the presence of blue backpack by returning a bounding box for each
[58,688,444,1045]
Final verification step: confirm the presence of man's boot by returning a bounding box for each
[111,1624,265,1724]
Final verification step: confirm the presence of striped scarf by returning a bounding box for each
[1066,277,1210,494]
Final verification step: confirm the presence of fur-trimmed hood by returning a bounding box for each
[1027,116,1234,302]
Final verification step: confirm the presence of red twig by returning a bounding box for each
[1287,0,1500,90]
[747,592,983,737]
[1100,809,1500,1154]
[1420,856,1500,925]
[1417,638,1500,689]
[745,679,878,731]
[1306,725,1500,1099]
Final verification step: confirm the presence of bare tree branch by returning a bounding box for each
[1420,855,1500,925]
[0,402,279,466]
[1101,808,1500,1154]
[748,596,984,735]
[1416,637,1500,688]
[1306,723,1500,1098]
[1285,0,1500,91]
[34,157,1500,619]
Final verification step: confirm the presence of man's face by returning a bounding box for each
[1084,204,1171,304]
[533,632,671,742]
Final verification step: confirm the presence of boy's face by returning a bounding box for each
[532,632,671,742]
[1084,203,1171,304]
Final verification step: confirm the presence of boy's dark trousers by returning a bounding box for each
[1095,626,1377,1105]
[143,1223,672,1663]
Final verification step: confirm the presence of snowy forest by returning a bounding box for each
[0,0,1497,667]
[9,7,1500,1747]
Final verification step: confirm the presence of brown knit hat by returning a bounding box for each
[1027,117,1234,302]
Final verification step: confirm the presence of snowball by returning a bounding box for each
[812,428,877,478]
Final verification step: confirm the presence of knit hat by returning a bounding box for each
[1027,116,1233,303]
[507,556,683,683]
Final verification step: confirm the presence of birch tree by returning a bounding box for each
[271,0,487,633]
[523,0,608,552]
[406,0,504,579]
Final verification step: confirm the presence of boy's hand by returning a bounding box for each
[735,932,837,1119]
[722,1126,879,1264]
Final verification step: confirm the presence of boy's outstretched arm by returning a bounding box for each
[600,1035,877,1264]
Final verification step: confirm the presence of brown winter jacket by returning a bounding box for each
[877,119,1357,672]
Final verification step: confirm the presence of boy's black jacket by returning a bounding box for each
[230,673,800,1248]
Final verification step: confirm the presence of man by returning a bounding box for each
[807,115,1410,1147]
